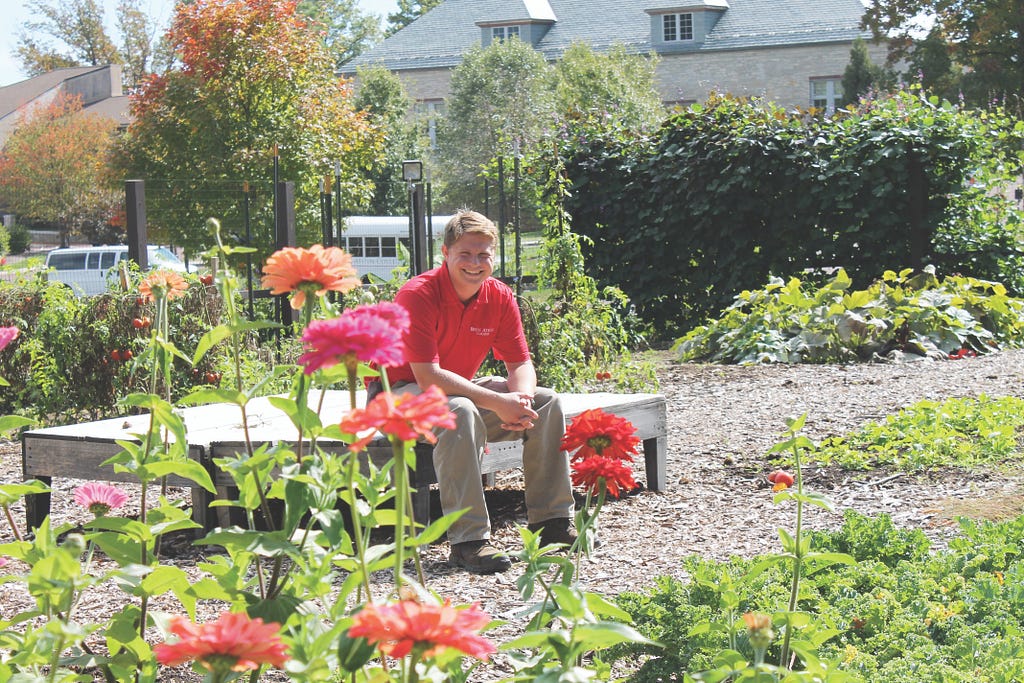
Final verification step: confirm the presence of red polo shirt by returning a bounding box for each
[386,263,530,385]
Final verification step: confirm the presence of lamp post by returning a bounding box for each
[403,160,428,276]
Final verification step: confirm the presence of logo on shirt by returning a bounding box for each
[468,325,495,336]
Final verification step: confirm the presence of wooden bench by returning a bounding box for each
[21,390,667,531]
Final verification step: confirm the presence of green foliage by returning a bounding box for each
[808,395,1024,471]
[561,89,1024,336]
[6,221,31,255]
[674,267,1024,364]
[0,275,277,425]
[841,39,894,107]
[861,0,1024,110]
[553,43,664,132]
[518,152,657,393]
[614,512,1024,683]
[435,37,553,211]
[353,65,425,215]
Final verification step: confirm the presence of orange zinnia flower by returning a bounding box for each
[339,385,456,450]
[261,245,361,310]
[154,611,289,674]
[139,270,188,302]
[348,600,495,661]
[560,408,640,462]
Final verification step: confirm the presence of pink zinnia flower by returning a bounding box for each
[339,385,456,450]
[349,600,495,661]
[154,612,289,674]
[0,326,19,352]
[73,482,129,517]
[298,302,410,374]
[0,557,7,568]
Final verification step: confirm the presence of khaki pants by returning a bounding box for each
[393,378,575,544]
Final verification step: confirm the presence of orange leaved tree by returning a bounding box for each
[0,94,121,246]
[115,0,382,257]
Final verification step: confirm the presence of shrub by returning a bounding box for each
[674,267,1024,364]
[0,275,279,425]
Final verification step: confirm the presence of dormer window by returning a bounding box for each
[663,13,693,42]
[492,25,521,41]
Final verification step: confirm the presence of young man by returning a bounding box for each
[386,210,576,574]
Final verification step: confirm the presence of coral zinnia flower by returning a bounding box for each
[0,326,19,352]
[561,408,640,462]
[299,302,410,374]
[73,482,129,517]
[261,245,360,310]
[348,600,495,661]
[139,270,188,303]
[571,455,637,498]
[154,612,289,674]
[339,385,456,450]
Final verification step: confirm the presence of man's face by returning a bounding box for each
[443,232,495,297]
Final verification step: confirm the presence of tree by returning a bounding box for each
[354,65,424,215]
[0,95,120,246]
[435,38,554,211]
[862,0,1024,107]
[841,38,894,106]
[553,42,664,131]
[298,0,382,68]
[116,0,382,256]
[385,0,441,37]
[116,0,157,90]
[906,28,962,101]
[16,0,120,77]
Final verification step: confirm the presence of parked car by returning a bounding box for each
[45,245,188,296]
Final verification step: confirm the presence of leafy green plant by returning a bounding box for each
[674,267,1024,364]
[806,395,1024,471]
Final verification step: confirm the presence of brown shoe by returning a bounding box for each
[528,517,578,547]
[450,540,512,574]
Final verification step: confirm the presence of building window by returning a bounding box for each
[810,78,843,113]
[415,99,446,149]
[663,13,693,42]
[491,25,520,41]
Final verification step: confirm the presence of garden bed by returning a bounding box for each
[2,349,1023,680]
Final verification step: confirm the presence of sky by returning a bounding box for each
[0,0,399,87]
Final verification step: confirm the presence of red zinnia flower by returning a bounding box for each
[139,270,189,303]
[0,326,19,352]
[339,385,456,450]
[571,455,637,498]
[154,612,289,674]
[73,482,129,517]
[348,600,495,661]
[261,245,361,310]
[298,302,410,374]
[561,408,640,462]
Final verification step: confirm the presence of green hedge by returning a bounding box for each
[561,89,1024,336]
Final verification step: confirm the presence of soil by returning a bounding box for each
[2,348,1024,681]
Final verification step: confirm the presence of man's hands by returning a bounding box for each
[497,391,537,431]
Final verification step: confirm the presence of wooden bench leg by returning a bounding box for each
[643,435,667,492]
[24,474,51,532]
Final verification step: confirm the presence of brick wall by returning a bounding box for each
[655,42,890,109]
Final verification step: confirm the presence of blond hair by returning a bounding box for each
[443,210,498,249]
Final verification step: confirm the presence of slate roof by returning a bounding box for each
[341,0,870,73]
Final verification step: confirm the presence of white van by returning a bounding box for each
[340,215,452,280]
[45,245,188,296]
